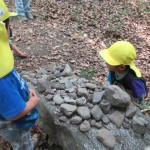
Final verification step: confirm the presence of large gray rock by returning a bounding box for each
[70,116,82,125]
[62,64,73,77]
[132,111,149,135]
[77,88,89,98]
[99,99,111,114]
[85,83,97,90]
[77,106,91,120]
[126,104,137,118]
[27,64,150,150]
[103,85,131,107]
[97,128,116,149]
[109,111,125,128]
[53,94,64,105]
[60,104,77,116]
[37,97,150,150]
[37,81,51,93]
[93,91,104,104]
[91,105,103,121]
[38,98,99,150]
[80,120,91,132]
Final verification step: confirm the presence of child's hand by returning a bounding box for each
[30,89,37,97]
[7,89,40,121]
[29,89,40,106]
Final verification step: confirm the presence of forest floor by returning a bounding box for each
[1,0,150,149]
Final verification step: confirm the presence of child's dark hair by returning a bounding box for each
[3,18,12,37]
[3,18,9,30]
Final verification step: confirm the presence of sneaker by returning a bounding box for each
[25,12,34,19]
[32,133,43,148]
[18,16,28,21]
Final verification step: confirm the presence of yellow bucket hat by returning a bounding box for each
[99,41,141,77]
[0,21,14,78]
[0,0,17,21]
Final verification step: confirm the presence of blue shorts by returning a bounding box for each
[0,120,33,150]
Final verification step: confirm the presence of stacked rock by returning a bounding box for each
[22,64,150,149]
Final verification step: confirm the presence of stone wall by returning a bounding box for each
[22,64,150,150]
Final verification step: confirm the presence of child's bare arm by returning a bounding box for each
[7,89,40,121]
[10,43,28,58]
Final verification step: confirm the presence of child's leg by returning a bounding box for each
[16,129,33,150]
[0,120,33,150]
[22,0,31,13]
[23,0,34,19]
[15,0,26,17]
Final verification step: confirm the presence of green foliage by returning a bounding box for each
[79,67,98,79]
[70,4,83,22]
[138,1,150,15]
[70,4,84,29]
[70,4,99,29]
[140,98,150,110]
[70,9,81,22]
[92,6,98,19]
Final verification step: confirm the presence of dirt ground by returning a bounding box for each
[13,0,150,87]
[1,0,150,149]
